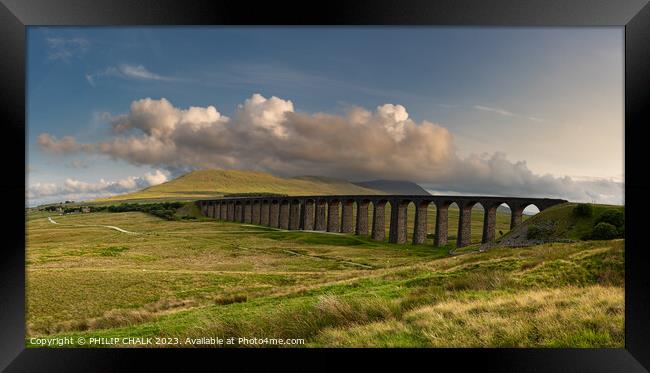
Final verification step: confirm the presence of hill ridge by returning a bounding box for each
[94,169,384,203]
[353,179,430,195]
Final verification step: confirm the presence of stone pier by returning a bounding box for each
[510,203,525,229]
[289,201,301,230]
[244,202,252,223]
[482,203,498,243]
[227,202,235,221]
[269,201,279,228]
[341,200,354,233]
[327,200,340,232]
[456,202,474,248]
[434,201,449,246]
[413,201,429,244]
[302,200,315,230]
[355,200,369,235]
[314,200,327,231]
[389,200,408,244]
[235,203,243,222]
[371,201,386,241]
[279,201,290,229]
[260,201,270,226]
[252,201,261,224]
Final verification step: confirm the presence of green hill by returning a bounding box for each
[94,169,383,203]
[497,202,624,246]
[352,179,430,195]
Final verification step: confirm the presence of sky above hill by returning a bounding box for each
[27,27,624,207]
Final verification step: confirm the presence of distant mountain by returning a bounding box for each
[353,180,430,195]
[93,169,384,203]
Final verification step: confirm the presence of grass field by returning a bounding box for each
[26,207,623,347]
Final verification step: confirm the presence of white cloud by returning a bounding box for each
[37,134,78,154]
[85,64,176,86]
[45,37,89,61]
[119,64,172,81]
[85,74,96,86]
[35,94,623,204]
[475,105,545,123]
[143,170,168,186]
[235,93,294,138]
[27,169,169,206]
[474,105,517,117]
[376,104,409,142]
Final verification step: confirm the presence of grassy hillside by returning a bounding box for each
[497,203,624,246]
[26,210,623,347]
[94,169,382,203]
[353,180,430,195]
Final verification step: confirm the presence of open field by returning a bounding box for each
[26,208,623,347]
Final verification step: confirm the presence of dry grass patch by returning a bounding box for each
[313,286,623,347]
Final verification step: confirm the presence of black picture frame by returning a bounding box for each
[2,0,649,371]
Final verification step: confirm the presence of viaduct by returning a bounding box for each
[196,195,567,248]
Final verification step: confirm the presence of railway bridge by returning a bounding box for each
[197,195,567,247]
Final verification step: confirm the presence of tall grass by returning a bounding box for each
[313,286,623,347]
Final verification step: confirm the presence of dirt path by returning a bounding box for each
[47,216,137,234]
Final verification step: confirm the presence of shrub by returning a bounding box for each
[527,225,541,239]
[591,222,618,240]
[595,209,624,231]
[573,203,594,217]
[103,202,183,220]
[527,224,553,240]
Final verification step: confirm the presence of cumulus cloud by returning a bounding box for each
[27,170,169,205]
[143,169,168,186]
[421,152,623,204]
[37,134,79,154]
[36,94,623,204]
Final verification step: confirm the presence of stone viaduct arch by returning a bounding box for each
[197,195,567,248]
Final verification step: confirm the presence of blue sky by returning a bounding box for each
[27,27,624,206]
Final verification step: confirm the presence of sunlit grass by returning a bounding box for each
[26,209,623,348]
